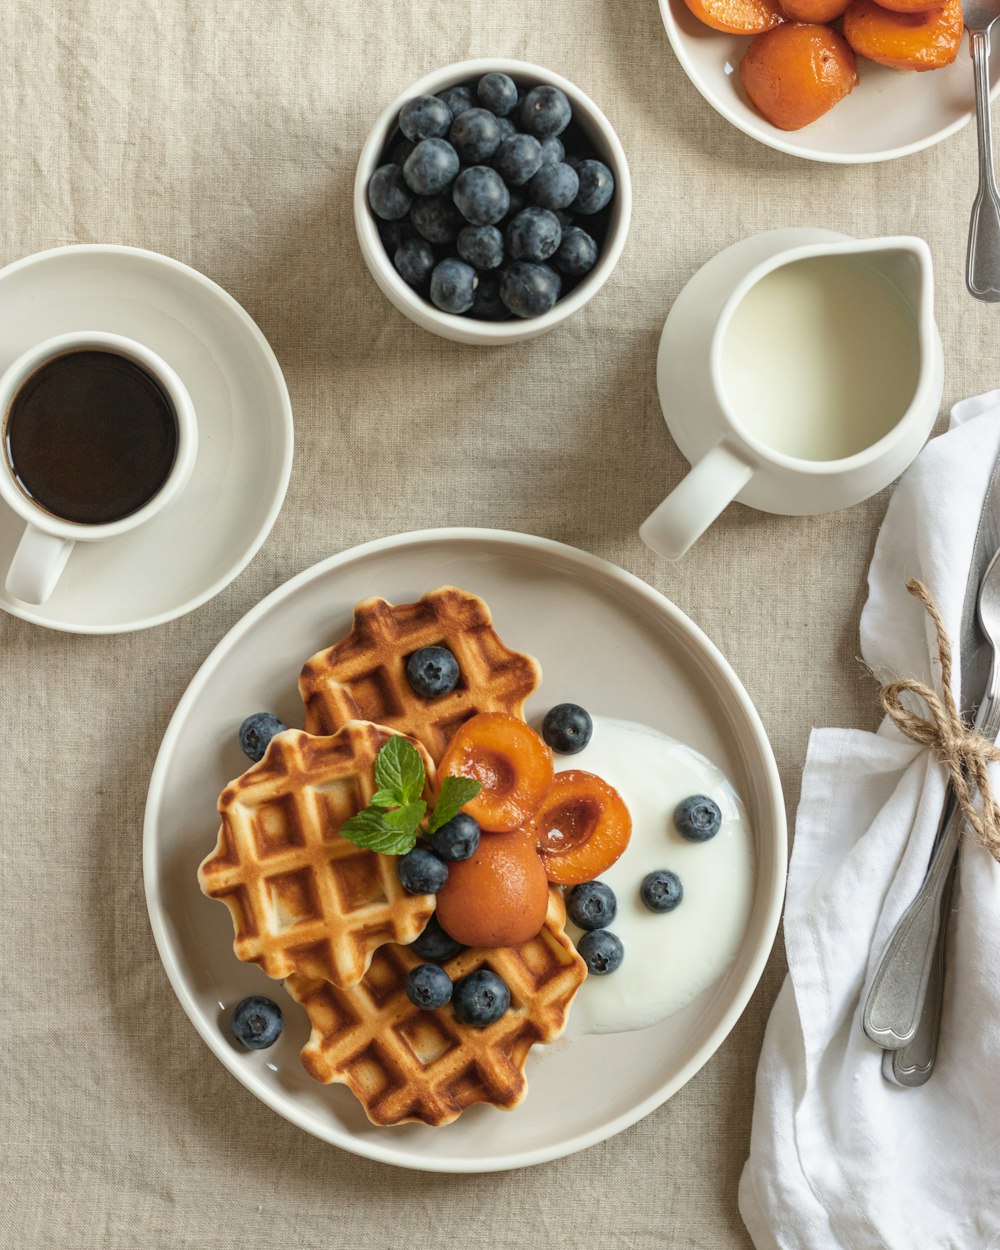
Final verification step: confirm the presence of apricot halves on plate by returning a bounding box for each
[842,0,962,71]
[682,0,785,34]
[529,770,632,886]
[740,22,858,130]
[437,712,553,833]
[779,0,850,22]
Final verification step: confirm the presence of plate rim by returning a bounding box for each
[0,243,294,634]
[142,526,787,1171]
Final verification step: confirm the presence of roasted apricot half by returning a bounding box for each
[434,830,550,947]
[529,770,632,886]
[437,712,554,833]
[779,0,849,21]
[842,0,962,70]
[683,0,785,33]
[740,23,858,130]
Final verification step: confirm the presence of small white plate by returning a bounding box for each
[143,529,786,1172]
[659,0,1000,163]
[0,245,293,632]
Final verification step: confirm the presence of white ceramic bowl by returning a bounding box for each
[354,59,632,344]
[658,0,1000,163]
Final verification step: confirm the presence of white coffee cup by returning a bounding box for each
[640,230,944,560]
[0,331,197,604]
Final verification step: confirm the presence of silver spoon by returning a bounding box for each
[966,0,1000,301]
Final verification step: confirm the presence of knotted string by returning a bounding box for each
[878,578,1000,864]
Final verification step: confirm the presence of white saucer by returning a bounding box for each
[0,245,293,633]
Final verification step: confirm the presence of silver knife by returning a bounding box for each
[863,441,1000,1063]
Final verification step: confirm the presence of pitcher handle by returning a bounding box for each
[639,442,754,560]
[5,524,75,604]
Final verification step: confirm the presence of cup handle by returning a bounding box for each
[639,442,754,560]
[5,524,75,604]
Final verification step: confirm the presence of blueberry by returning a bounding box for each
[430,258,479,314]
[430,811,481,861]
[675,795,722,842]
[469,274,510,321]
[367,164,413,221]
[457,224,505,270]
[502,186,529,221]
[230,996,283,1049]
[394,236,436,289]
[493,134,543,186]
[541,703,593,754]
[399,94,453,142]
[452,968,511,1027]
[529,162,580,212]
[640,870,684,913]
[437,84,477,118]
[507,207,562,263]
[388,136,417,167]
[239,712,287,762]
[567,881,617,930]
[554,226,599,277]
[406,644,461,696]
[495,116,517,141]
[499,262,561,318]
[477,72,519,117]
[572,159,615,214]
[577,929,624,975]
[539,136,565,165]
[519,85,572,138]
[452,166,509,226]
[403,138,460,196]
[411,914,465,961]
[410,194,461,245]
[398,847,449,895]
[449,108,503,164]
[406,963,453,1009]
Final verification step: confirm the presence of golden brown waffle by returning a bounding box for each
[198,722,436,989]
[298,586,542,762]
[285,889,587,1127]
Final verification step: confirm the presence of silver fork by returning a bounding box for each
[864,547,1000,1065]
[966,0,1000,300]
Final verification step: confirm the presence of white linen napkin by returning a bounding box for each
[739,394,1000,1250]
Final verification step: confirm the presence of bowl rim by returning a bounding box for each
[354,57,633,339]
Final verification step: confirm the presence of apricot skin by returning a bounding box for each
[437,712,553,833]
[434,831,550,947]
[529,770,632,886]
[842,0,962,70]
[682,0,785,33]
[740,23,858,130]
[779,0,849,21]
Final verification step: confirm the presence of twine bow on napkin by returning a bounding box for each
[878,578,1000,864]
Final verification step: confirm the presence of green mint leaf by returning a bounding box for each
[373,736,426,806]
[428,775,483,833]
[339,807,421,856]
[382,800,427,831]
[368,788,401,809]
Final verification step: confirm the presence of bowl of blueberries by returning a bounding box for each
[355,59,632,345]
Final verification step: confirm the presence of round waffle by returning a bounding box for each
[298,586,542,762]
[198,722,436,988]
[285,889,587,1127]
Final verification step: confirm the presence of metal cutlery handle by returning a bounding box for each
[863,795,963,1049]
[967,28,1000,302]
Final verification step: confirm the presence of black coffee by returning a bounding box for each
[3,349,178,525]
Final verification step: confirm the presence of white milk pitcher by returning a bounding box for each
[640,229,943,560]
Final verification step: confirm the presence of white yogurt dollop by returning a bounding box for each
[564,717,755,1035]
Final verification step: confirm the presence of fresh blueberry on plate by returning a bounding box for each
[457,224,505,270]
[449,108,503,164]
[541,703,593,754]
[410,194,461,245]
[567,880,617,930]
[399,94,453,142]
[437,84,477,118]
[554,226,599,277]
[398,847,449,895]
[239,712,287,762]
[500,262,561,318]
[403,138,460,196]
[452,968,511,1026]
[492,133,543,186]
[640,869,684,912]
[406,963,454,1009]
[476,72,518,117]
[452,165,510,226]
[411,914,465,961]
[528,162,580,212]
[406,644,461,696]
[230,996,283,1049]
[469,273,510,321]
[367,164,413,221]
[506,207,562,262]
[577,929,624,975]
[394,236,436,289]
[675,795,722,841]
[519,85,572,138]
[572,159,615,214]
[429,257,479,313]
[430,811,481,861]
[539,136,565,165]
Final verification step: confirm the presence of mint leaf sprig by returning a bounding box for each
[339,735,481,856]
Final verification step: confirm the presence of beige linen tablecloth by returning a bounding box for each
[1,1,996,1246]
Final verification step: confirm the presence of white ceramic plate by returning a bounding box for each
[659,0,1000,163]
[0,245,293,632]
[143,529,786,1172]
